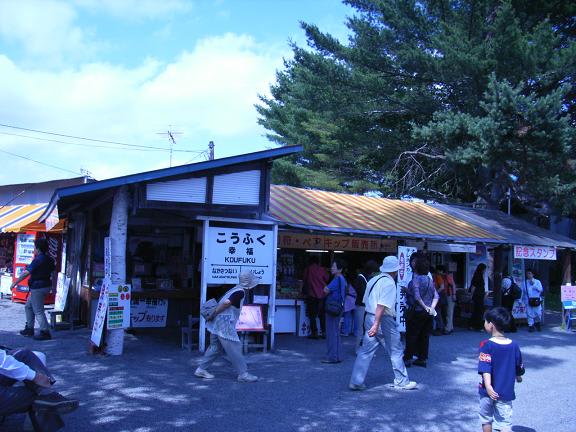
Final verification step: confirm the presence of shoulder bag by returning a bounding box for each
[325,277,345,316]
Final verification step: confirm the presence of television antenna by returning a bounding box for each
[156,126,183,167]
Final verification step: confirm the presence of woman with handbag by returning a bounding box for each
[525,269,544,332]
[322,259,347,364]
[403,254,438,368]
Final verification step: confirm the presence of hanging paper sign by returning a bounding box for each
[513,245,556,261]
[561,285,576,302]
[54,272,71,312]
[90,279,110,347]
[107,283,131,329]
[206,227,273,284]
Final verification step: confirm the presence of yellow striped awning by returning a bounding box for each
[269,185,501,243]
[0,204,48,233]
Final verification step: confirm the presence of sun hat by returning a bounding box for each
[237,271,259,289]
[380,256,400,273]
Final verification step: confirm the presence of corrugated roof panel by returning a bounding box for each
[269,185,500,242]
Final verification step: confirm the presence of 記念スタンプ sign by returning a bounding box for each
[206,227,273,284]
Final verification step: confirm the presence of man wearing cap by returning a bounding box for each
[349,256,417,391]
[195,271,259,383]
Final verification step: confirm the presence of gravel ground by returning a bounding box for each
[1,298,574,432]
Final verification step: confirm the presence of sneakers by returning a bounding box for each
[348,383,366,391]
[32,392,79,414]
[320,359,341,364]
[20,327,34,337]
[194,367,215,379]
[394,381,418,390]
[34,331,52,341]
[237,372,258,383]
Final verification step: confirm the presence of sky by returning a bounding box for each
[0,0,352,185]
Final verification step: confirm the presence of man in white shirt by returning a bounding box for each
[349,256,417,391]
[525,270,544,332]
[0,347,78,431]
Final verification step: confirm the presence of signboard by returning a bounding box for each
[16,234,36,264]
[278,232,397,253]
[396,246,417,332]
[54,272,71,312]
[130,298,168,328]
[561,285,576,302]
[513,245,556,261]
[236,304,265,331]
[511,258,527,319]
[90,279,110,347]
[406,241,476,253]
[206,227,273,284]
[107,283,131,329]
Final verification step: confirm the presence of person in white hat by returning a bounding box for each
[349,256,417,391]
[195,271,259,383]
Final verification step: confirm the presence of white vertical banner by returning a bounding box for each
[90,279,110,347]
[104,237,112,280]
[396,246,417,332]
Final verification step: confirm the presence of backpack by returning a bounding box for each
[504,277,522,300]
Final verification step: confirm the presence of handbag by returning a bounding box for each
[325,277,344,316]
[528,297,541,307]
[200,298,218,320]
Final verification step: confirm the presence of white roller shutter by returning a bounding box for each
[146,177,207,203]
[212,170,260,205]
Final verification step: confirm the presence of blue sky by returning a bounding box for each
[0,0,352,184]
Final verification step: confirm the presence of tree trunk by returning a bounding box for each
[105,186,129,355]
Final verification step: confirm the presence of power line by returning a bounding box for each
[0,131,171,152]
[0,148,80,175]
[0,123,204,153]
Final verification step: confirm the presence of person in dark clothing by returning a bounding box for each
[404,254,438,368]
[11,238,55,341]
[0,347,79,432]
[303,256,329,339]
[469,263,487,331]
[352,260,380,353]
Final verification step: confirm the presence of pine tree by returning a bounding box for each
[257,0,576,214]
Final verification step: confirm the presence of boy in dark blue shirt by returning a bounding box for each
[478,307,525,432]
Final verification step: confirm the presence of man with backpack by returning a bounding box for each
[349,256,417,391]
[501,275,522,332]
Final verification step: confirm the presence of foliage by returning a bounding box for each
[258,0,576,214]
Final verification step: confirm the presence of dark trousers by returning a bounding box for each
[404,311,433,361]
[0,349,63,431]
[306,297,326,336]
[470,300,485,330]
[502,297,517,332]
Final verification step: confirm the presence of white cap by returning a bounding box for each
[380,256,400,273]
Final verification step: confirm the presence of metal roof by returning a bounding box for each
[40,145,302,221]
[269,185,502,243]
[432,204,576,249]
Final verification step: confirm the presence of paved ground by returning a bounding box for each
[1,299,575,432]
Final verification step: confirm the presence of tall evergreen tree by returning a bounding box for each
[257,0,576,214]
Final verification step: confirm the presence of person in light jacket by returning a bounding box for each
[195,271,259,382]
[525,269,544,332]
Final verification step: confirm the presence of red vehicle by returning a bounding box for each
[11,231,61,305]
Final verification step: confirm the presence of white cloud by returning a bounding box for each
[0,33,287,184]
[0,0,94,63]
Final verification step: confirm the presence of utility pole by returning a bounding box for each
[208,141,215,160]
